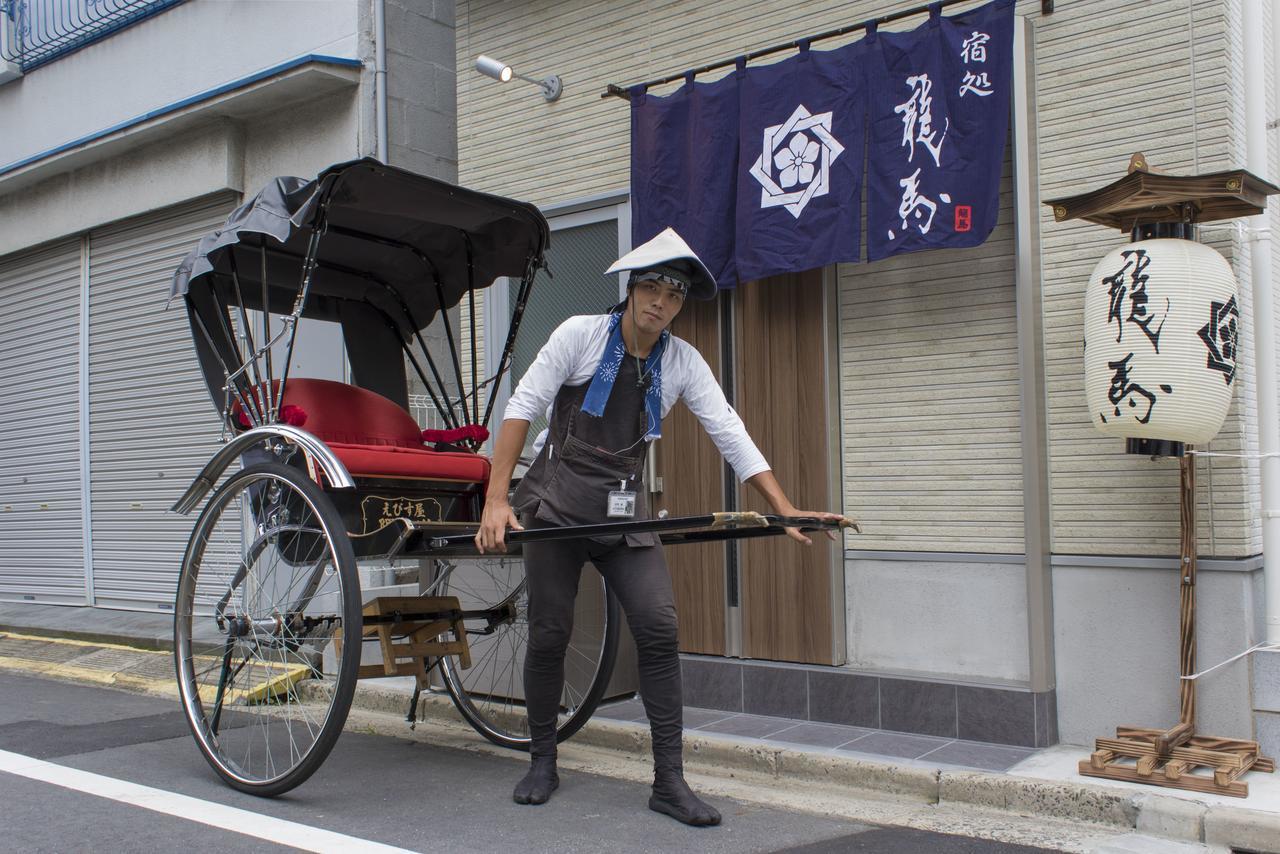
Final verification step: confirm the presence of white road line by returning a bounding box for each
[0,749,417,854]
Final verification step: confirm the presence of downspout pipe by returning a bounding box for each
[374,0,388,163]
[1243,0,1278,643]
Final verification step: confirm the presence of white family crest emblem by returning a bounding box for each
[748,104,845,219]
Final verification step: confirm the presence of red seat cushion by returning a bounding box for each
[235,378,490,483]
[325,442,491,482]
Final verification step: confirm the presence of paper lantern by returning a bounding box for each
[1083,238,1239,444]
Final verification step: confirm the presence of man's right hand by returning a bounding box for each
[476,498,524,554]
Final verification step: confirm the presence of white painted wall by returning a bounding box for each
[0,81,363,256]
[0,0,359,168]
[0,121,244,256]
[241,88,363,191]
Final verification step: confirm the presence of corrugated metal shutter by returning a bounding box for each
[88,196,237,610]
[0,240,86,603]
[839,139,1022,554]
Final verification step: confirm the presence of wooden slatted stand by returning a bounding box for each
[1079,452,1274,797]
[336,596,471,689]
[1085,727,1275,797]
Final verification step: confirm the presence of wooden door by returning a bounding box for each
[736,270,839,664]
[655,294,727,655]
[656,270,839,664]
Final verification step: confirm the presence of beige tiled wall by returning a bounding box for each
[456,0,1266,557]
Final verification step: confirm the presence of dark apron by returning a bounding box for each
[512,356,656,547]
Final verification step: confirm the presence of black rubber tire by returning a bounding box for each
[173,461,362,797]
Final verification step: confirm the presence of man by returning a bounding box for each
[476,228,846,827]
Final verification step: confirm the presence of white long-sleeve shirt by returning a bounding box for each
[504,314,771,482]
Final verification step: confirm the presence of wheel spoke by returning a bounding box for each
[439,557,613,747]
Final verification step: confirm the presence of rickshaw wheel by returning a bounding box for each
[173,461,361,797]
[430,556,620,749]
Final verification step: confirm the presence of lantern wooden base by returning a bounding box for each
[1080,725,1274,798]
[1076,454,1274,798]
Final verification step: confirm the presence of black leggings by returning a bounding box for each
[521,525,683,771]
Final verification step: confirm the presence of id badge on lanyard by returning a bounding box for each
[607,478,637,519]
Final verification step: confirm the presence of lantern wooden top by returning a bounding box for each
[1045,153,1280,231]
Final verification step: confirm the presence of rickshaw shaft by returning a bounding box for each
[360,607,508,627]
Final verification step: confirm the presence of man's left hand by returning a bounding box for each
[777,510,854,546]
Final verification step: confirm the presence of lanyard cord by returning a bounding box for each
[611,407,655,458]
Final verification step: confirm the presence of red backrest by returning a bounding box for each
[278,379,424,448]
[232,379,425,448]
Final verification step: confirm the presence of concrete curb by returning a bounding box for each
[1133,793,1208,842]
[1202,804,1280,852]
[3,633,1278,853]
[346,682,1278,852]
[0,606,175,652]
[939,770,1140,829]
[778,747,941,802]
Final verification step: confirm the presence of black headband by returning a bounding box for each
[631,270,689,296]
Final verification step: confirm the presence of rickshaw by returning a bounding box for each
[168,159,849,797]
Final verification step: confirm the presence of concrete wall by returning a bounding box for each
[1256,638,1280,761]
[0,120,245,257]
[1052,559,1262,745]
[241,90,364,191]
[0,0,359,168]
[386,0,457,181]
[0,0,371,255]
[846,556,1030,683]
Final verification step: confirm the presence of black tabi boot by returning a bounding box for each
[512,734,559,805]
[649,766,721,826]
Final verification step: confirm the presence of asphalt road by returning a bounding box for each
[0,672,1060,853]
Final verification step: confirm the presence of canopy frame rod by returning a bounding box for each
[222,256,267,423]
[464,233,479,427]
[479,255,541,430]
[220,237,465,432]
[363,299,461,434]
[433,271,471,428]
[275,206,331,423]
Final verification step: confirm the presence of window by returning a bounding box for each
[486,200,629,458]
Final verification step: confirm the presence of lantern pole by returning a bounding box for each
[1174,447,1196,740]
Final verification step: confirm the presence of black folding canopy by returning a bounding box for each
[171,158,550,427]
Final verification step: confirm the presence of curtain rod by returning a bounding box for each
[600,0,1051,100]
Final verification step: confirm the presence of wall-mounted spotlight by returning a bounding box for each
[475,54,562,101]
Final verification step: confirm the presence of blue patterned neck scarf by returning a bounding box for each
[581,311,667,440]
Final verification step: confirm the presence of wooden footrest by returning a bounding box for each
[336,595,471,688]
